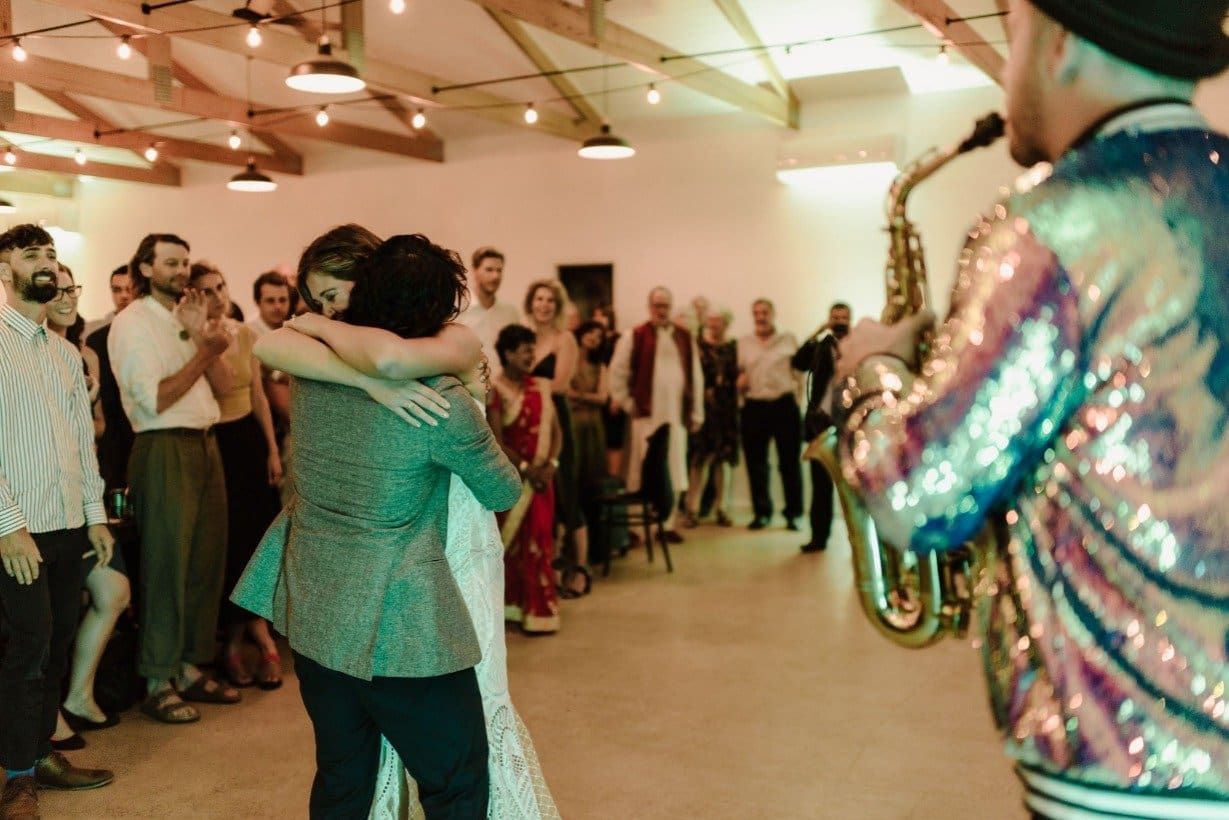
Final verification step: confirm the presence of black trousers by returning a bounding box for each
[0,528,87,770]
[808,459,835,548]
[293,652,489,820]
[740,394,804,521]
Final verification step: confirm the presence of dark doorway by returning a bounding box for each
[558,263,613,327]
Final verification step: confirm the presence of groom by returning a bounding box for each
[233,228,521,819]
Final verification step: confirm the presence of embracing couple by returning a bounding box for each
[231,226,558,819]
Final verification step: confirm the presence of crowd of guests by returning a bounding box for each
[0,224,845,816]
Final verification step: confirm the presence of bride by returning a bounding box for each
[254,230,559,820]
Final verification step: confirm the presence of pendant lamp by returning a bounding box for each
[228,160,277,192]
[579,62,634,160]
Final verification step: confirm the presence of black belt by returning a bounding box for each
[138,426,214,438]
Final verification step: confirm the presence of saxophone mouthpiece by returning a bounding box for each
[958,112,1006,153]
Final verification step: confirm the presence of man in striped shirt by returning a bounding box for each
[0,224,116,817]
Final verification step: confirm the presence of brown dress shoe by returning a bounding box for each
[1,775,39,819]
[33,752,113,791]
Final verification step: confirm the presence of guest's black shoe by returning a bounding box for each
[62,708,120,733]
[800,542,827,553]
[662,530,684,544]
[50,733,85,751]
[748,517,769,531]
[785,518,800,531]
[33,752,113,791]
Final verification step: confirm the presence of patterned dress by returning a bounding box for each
[689,337,739,466]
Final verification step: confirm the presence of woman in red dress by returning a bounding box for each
[489,324,563,634]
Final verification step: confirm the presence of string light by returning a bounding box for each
[523,103,537,125]
[315,106,329,127]
[117,35,132,60]
[936,43,951,64]
[646,83,661,105]
[411,108,427,129]
[143,144,158,162]
[228,130,242,150]
[4,147,15,165]
[389,0,406,13]
[246,25,262,48]
[11,39,26,62]
[74,148,86,166]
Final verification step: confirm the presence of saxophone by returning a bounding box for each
[804,113,1005,648]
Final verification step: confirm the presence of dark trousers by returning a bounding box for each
[0,528,88,770]
[129,429,227,680]
[808,460,835,548]
[293,652,489,820]
[740,394,804,520]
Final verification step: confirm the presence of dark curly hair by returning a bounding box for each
[0,224,53,256]
[495,323,536,368]
[295,223,381,314]
[344,234,468,339]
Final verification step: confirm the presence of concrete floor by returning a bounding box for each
[42,522,1026,819]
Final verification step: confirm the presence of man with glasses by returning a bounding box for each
[0,224,116,818]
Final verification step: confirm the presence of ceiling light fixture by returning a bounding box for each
[117,35,132,60]
[228,159,277,192]
[579,62,634,160]
[389,0,406,14]
[0,198,15,214]
[646,83,661,105]
[286,34,365,94]
[4,146,15,165]
[246,25,262,48]
[143,143,159,162]
[11,39,26,62]
[411,108,427,129]
[228,130,242,150]
[523,103,537,125]
[315,106,329,127]
[74,148,86,166]
[936,43,951,64]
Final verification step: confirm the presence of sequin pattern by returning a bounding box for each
[838,128,1229,799]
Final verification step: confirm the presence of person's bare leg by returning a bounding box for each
[566,526,591,595]
[222,622,253,687]
[63,566,130,722]
[249,617,282,688]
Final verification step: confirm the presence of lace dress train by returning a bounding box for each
[368,476,560,820]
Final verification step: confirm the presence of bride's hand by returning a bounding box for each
[284,313,331,339]
[363,378,451,428]
[461,354,491,403]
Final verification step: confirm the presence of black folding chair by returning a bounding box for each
[596,424,674,575]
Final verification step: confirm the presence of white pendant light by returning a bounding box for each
[286,37,365,94]
[579,123,635,160]
[0,198,16,213]
[228,160,277,192]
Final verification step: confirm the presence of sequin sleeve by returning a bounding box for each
[837,214,1086,552]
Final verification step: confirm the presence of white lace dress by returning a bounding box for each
[368,475,561,820]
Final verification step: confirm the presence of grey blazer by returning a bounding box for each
[232,375,521,680]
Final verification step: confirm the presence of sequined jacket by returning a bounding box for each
[838,113,1229,805]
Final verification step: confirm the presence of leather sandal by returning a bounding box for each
[179,675,241,705]
[255,653,283,691]
[141,689,200,724]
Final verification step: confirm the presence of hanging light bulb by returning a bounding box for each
[228,130,242,150]
[228,159,277,192]
[646,84,661,105]
[315,106,330,127]
[578,123,635,160]
[74,148,87,166]
[12,39,26,62]
[389,0,406,14]
[4,146,15,165]
[286,36,365,94]
[246,25,262,49]
[143,144,159,162]
[411,108,427,129]
[936,43,951,65]
[117,35,132,60]
[523,103,538,125]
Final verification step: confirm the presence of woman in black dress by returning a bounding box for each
[683,308,738,527]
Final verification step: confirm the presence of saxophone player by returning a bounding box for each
[835,2,1229,818]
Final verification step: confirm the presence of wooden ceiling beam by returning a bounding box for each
[486,9,602,125]
[893,0,1005,84]
[3,148,180,186]
[711,0,792,101]
[45,0,586,141]
[468,0,798,128]
[0,53,442,161]
[5,106,303,174]
[32,88,184,176]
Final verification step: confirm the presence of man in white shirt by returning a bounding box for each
[456,247,519,373]
[609,287,704,541]
[108,233,239,726]
[0,225,116,816]
[737,299,803,531]
[83,266,133,340]
[247,270,293,338]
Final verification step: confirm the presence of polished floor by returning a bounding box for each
[42,521,1025,819]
